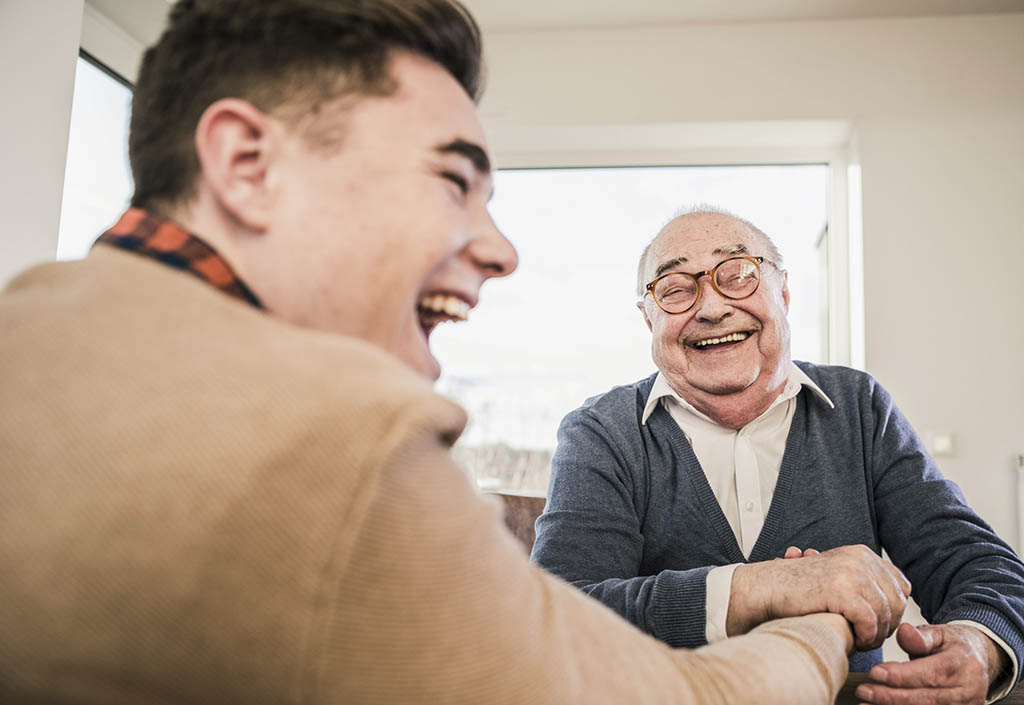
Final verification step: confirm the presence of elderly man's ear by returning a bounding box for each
[637,300,654,332]
[193,98,278,233]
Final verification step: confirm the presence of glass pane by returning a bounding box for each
[57,56,133,261]
[433,165,828,494]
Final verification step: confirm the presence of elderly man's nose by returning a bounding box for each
[693,280,733,322]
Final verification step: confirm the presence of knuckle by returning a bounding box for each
[939,659,959,681]
[871,687,893,705]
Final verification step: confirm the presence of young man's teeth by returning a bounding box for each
[695,331,750,348]
[418,294,470,321]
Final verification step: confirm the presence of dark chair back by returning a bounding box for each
[491,493,546,554]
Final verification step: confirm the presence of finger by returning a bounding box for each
[841,595,881,651]
[869,652,958,689]
[836,547,906,624]
[826,548,898,648]
[855,682,961,705]
[847,551,906,640]
[872,563,909,633]
[784,545,803,559]
[858,578,896,650]
[895,623,941,658]
[803,548,820,556]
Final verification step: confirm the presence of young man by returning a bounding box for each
[0,3,852,702]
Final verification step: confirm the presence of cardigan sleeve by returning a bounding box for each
[866,377,1024,691]
[308,426,850,705]
[531,404,713,648]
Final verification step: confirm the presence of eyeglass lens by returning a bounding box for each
[653,257,760,313]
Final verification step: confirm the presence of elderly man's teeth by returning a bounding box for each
[418,294,470,322]
[695,331,750,349]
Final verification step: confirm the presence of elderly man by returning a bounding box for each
[0,2,857,704]
[532,207,1024,705]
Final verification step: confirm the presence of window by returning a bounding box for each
[433,165,829,494]
[57,53,133,260]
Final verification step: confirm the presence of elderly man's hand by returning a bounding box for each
[854,623,1009,705]
[728,544,911,650]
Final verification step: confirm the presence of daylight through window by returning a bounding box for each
[432,165,829,495]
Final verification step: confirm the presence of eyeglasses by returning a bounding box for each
[643,256,767,314]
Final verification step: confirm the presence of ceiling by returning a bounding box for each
[88,0,1024,48]
[463,0,1024,32]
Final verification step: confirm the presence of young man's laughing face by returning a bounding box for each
[249,51,517,379]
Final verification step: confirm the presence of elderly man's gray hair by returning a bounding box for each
[635,205,785,297]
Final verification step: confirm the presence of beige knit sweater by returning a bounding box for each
[0,246,849,704]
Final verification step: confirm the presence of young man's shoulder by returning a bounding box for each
[1,246,466,462]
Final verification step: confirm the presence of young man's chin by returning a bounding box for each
[402,334,442,381]
[418,353,442,381]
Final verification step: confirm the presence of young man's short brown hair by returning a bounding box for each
[129,0,483,212]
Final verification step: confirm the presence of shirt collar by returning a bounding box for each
[641,362,834,425]
[93,208,263,309]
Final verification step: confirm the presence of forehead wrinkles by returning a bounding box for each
[651,217,755,271]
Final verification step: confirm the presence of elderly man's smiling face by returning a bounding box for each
[639,213,792,425]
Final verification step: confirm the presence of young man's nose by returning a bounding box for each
[469,212,518,278]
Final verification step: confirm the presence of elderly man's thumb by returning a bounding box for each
[894,622,940,656]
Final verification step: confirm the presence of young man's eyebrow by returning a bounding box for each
[435,138,491,175]
[654,256,688,279]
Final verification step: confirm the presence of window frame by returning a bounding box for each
[488,128,862,369]
[79,48,133,90]
[56,50,135,261]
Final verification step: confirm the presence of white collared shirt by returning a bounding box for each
[642,363,834,558]
[640,364,1017,702]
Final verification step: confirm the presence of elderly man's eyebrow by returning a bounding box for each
[654,256,689,279]
[435,138,491,175]
[712,244,749,257]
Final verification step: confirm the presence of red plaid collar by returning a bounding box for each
[94,208,263,309]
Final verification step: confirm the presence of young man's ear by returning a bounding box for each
[194,98,276,232]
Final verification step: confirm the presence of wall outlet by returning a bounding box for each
[927,432,955,457]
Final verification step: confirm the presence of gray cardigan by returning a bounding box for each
[532,362,1024,676]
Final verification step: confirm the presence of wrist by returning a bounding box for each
[949,624,1010,687]
[804,613,855,654]
[727,562,771,636]
[982,633,1011,686]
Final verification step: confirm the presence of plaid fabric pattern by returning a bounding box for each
[95,208,263,309]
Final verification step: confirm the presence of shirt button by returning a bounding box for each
[745,501,754,512]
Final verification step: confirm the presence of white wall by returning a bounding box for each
[478,14,1024,546]
[0,0,84,286]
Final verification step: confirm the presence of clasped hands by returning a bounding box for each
[728,545,1008,705]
